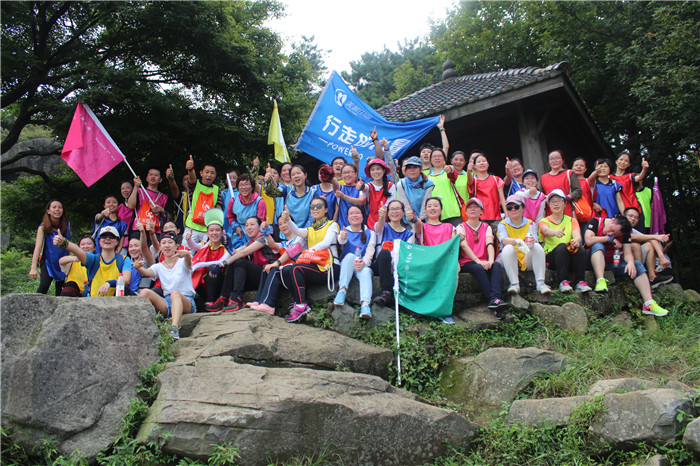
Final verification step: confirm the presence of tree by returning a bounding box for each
[342,39,440,109]
[430,1,700,288]
[1,1,323,178]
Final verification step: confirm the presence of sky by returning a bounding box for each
[266,0,457,76]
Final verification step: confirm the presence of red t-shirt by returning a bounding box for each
[610,173,641,211]
[541,170,573,216]
[470,175,504,221]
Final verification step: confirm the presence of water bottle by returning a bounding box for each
[116,273,125,296]
[354,245,363,266]
[613,249,621,266]
[525,233,534,248]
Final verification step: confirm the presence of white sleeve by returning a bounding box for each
[312,222,339,251]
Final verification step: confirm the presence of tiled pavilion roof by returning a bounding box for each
[377,62,572,122]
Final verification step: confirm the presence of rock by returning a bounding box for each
[454,305,504,330]
[1,294,160,461]
[138,357,478,465]
[642,455,670,466]
[683,418,700,455]
[509,294,530,312]
[684,288,700,303]
[367,303,396,329]
[529,302,588,333]
[177,310,393,380]
[644,315,659,331]
[664,380,696,394]
[330,303,361,335]
[587,378,661,396]
[344,276,381,306]
[653,283,689,307]
[590,389,695,449]
[611,311,633,329]
[506,396,592,426]
[441,347,567,422]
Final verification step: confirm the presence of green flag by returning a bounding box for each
[392,236,461,318]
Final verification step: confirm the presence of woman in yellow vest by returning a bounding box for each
[497,195,551,296]
[279,196,339,323]
[538,189,591,293]
[54,226,132,297]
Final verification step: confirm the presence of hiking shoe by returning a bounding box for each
[222,297,243,312]
[507,284,520,295]
[252,303,276,315]
[334,290,347,306]
[559,280,573,293]
[372,290,394,307]
[594,278,608,293]
[650,275,673,290]
[205,296,226,312]
[359,304,372,320]
[285,303,310,323]
[575,281,592,293]
[441,315,455,324]
[169,325,180,340]
[537,283,552,295]
[642,300,669,317]
[488,298,509,310]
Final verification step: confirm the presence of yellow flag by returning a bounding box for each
[268,100,289,163]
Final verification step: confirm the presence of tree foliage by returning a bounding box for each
[341,39,440,108]
[1,1,324,177]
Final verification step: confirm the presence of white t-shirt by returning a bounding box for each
[148,257,195,297]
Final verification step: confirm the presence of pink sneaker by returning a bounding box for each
[285,303,310,323]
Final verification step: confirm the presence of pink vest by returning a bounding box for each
[422,222,453,246]
[523,193,545,222]
[458,222,489,265]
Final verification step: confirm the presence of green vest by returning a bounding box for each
[428,169,460,220]
[540,215,573,254]
[185,181,219,232]
[635,187,652,228]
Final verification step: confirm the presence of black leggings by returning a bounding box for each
[60,281,80,297]
[221,259,262,301]
[281,263,339,305]
[199,271,225,302]
[371,249,394,293]
[37,261,64,296]
[545,243,586,283]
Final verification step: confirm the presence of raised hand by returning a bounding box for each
[133,176,142,189]
[186,154,195,171]
[279,206,290,224]
[405,208,415,223]
[166,164,174,179]
[339,227,348,242]
[378,205,387,220]
[381,138,389,151]
[370,126,378,141]
[53,231,65,246]
[437,114,445,129]
[253,156,260,168]
[641,157,649,169]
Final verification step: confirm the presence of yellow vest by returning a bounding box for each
[502,219,533,270]
[65,260,88,293]
[307,220,335,271]
[90,255,121,297]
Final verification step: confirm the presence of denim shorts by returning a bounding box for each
[164,294,197,317]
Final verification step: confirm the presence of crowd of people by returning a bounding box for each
[29,119,674,337]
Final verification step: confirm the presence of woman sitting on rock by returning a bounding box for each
[134,231,195,340]
[538,189,591,293]
[188,209,230,310]
[280,197,340,323]
[248,220,307,315]
[497,195,551,296]
[414,197,455,246]
[371,200,415,308]
[455,198,510,321]
[333,205,377,319]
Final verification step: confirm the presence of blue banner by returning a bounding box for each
[295,71,439,175]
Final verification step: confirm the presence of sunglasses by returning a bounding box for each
[506,204,521,211]
[310,203,325,210]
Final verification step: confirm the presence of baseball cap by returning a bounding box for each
[506,194,524,206]
[465,198,484,209]
[403,156,422,168]
[546,189,568,202]
[522,169,539,180]
[99,226,120,238]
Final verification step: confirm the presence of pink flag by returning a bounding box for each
[61,103,125,187]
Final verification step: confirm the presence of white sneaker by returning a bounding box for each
[507,284,520,295]
[537,283,552,295]
[559,280,573,292]
[575,281,592,293]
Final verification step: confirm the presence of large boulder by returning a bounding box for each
[529,302,588,333]
[590,389,696,449]
[440,347,567,422]
[1,294,160,461]
[683,417,700,455]
[506,396,592,427]
[587,378,661,396]
[138,356,478,465]
[177,310,393,379]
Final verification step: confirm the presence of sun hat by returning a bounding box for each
[506,194,524,206]
[364,158,388,178]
